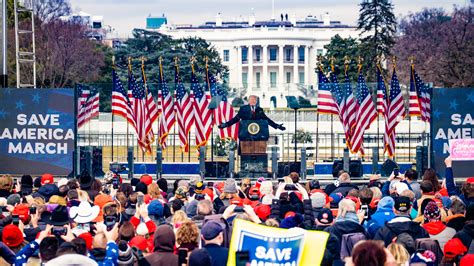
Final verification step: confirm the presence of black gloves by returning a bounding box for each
[278,124,286,131]
[218,123,226,129]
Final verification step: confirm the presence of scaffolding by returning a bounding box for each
[14,0,36,88]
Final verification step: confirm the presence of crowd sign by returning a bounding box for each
[0,88,75,175]
[227,219,329,266]
[449,139,474,161]
[432,87,474,176]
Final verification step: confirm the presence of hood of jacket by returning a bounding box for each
[385,219,426,236]
[376,197,395,212]
[153,224,175,252]
[422,221,447,235]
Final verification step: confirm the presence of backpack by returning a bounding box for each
[415,238,444,264]
[340,232,367,260]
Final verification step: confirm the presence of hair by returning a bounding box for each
[58,185,69,197]
[157,178,168,194]
[197,199,213,216]
[338,199,356,218]
[170,199,184,213]
[450,197,466,215]
[71,238,87,255]
[400,189,415,202]
[77,189,90,202]
[351,240,387,266]
[359,188,374,205]
[387,242,410,266]
[56,242,79,256]
[173,179,182,194]
[119,183,133,198]
[265,218,280,227]
[103,202,119,217]
[339,173,351,183]
[461,182,474,199]
[0,174,13,191]
[115,192,127,211]
[171,210,188,227]
[39,236,59,262]
[404,169,418,181]
[347,189,360,198]
[91,179,102,192]
[93,232,107,249]
[370,187,382,200]
[423,168,441,192]
[147,183,162,199]
[176,221,199,246]
[219,192,238,200]
[118,221,135,242]
[67,189,78,200]
[240,178,251,191]
[420,180,434,193]
[67,179,79,190]
[289,172,300,184]
[129,192,138,204]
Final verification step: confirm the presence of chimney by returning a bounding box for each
[216,12,223,27]
[323,12,330,26]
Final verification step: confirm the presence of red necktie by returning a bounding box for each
[251,106,255,118]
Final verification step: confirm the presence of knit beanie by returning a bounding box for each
[423,201,441,223]
[223,178,237,194]
[117,240,134,265]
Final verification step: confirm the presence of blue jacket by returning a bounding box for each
[365,197,396,238]
[0,242,15,265]
[445,167,474,206]
[15,240,39,266]
[204,243,229,266]
[89,241,119,266]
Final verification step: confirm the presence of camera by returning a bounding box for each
[105,215,117,231]
[12,215,19,226]
[284,184,297,191]
[29,207,37,214]
[234,206,244,212]
[112,177,119,189]
[51,227,67,236]
[361,205,369,219]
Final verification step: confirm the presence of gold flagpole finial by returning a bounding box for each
[391,56,397,69]
[317,55,324,69]
[190,56,196,73]
[343,56,350,75]
[127,57,132,72]
[112,55,116,69]
[409,56,415,65]
[357,56,363,73]
[330,56,336,72]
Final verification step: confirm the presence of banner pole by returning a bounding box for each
[74,84,79,177]
[408,116,412,162]
[330,114,334,160]
[315,112,319,162]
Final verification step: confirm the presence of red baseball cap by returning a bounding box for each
[2,224,24,247]
[254,204,271,220]
[13,204,30,224]
[41,173,54,185]
[129,236,148,251]
[78,232,93,250]
[284,211,296,219]
[140,175,153,186]
[466,177,474,184]
[444,238,467,259]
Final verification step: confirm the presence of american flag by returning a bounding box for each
[376,66,388,116]
[129,72,155,153]
[175,64,194,152]
[141,67,160,125]
[343,72,357,151]
[351,71,377,154]
[330,72,352,149]
[111,69,135,128]
[157,65,175,149]
[191,68,213,149]
[209,73,238,140]
[384,69,406,157]
[413,68,431,122]
[317,68,338,115]
[408,65,421,117]
[77,85,99,128]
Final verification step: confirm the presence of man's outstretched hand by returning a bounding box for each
[278,124,286,131]
[218,123,226,129]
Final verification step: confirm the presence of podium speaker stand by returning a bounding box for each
[238,120,269,178]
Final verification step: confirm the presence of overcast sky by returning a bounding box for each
[69,0,468,38]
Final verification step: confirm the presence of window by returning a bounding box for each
[285,48,292,61]
[223,50,230,62]
[299,72,305,85]
[317,49,324,56]
[298,47,305,62]
[242,72,248,88]
[255,49,261,62]
[286,72,291,84]
[270,72,277,88]
[269,48,277,61]
[256,72,261,88]
[242,47,248,62]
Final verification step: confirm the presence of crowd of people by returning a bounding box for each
[0,156,472,265]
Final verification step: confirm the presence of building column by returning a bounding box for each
[237,46,242,88]
[293,45,299,86]
[304,45,310,86]
[278,44,284,87]
[262,45,268,90]
[248,45,253,90]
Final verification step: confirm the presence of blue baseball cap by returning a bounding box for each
[201,221,224,240]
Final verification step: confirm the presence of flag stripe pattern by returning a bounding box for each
[77,86,99,128]
[413,68,431,122]
[129,73,154,153]
[192,70,213,149]
[384,69,405,157]
[344,73,357,151]
[157,69,175,149]
[111,70,136,128]
[376,67,388,116]
[409,65,421,116]
[209,73,238,140]
[175,65,194,152]
[351,71,377,154]
[330,72,352,149]
[317,68,339,115]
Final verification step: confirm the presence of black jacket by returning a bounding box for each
[222,104,280,129]
[204,243,229,266]
[447,216,467,232]
[454,222,474,249]
[324,183,359,196]
[373,217,429,246]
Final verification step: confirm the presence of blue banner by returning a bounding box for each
[432,88,474,177]
[0,88,75,175]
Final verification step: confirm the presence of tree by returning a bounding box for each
[33,0,71,24]
[357,0,397,80]
[322,34,362,81]
[392,7,473,87]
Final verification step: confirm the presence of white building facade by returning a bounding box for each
[158,14,359,107]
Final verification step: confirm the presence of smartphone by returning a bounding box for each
[137,194,144,206]
[178,248,188,266]
[284,184,297,191]
[361,205,369,219]
[105,216,117,231]
[51,227,67,236]
[393,167,400,177]
[112,178,119,189]
[234,206,244,212]
[77,223,91,232]
[29,207,37,215]
[12,214,19,225]
[236,251,250,266]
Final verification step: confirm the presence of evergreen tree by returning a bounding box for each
[357,0,397,80]
[322,34,362,82]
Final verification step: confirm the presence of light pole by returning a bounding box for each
[1,0,7,88]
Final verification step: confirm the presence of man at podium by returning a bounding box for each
[218,95,286,130]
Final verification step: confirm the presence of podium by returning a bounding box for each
[238,120,269,177]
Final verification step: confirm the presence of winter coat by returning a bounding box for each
[422,221,456,250]
[374,216,430,246]
[145,225,178,266]
[446,214,466,232]
[453,222,474,250]
[324,183,359,197]
[445,167,474,206]
[365,197,396,238]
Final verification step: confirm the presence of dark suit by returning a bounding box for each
[221,104,280,129]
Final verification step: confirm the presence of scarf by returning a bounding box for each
[336,211,360,224]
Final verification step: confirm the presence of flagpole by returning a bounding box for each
[205,56,215,165]
[315,113,319,162]
[111,56,115,162]
[127,57,132,155]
